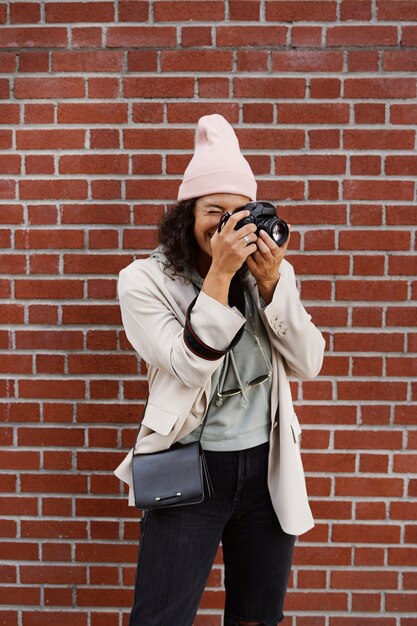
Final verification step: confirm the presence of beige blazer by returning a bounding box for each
[114,255,325,536]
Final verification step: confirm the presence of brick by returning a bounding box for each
[388,547,417,566]
[350,204,383,226]
[345,78,416,99]
[343,180,414,200]
[124,76,194,99]
[198,77,229,98]
[19,379,86,399]
[336,477,404,497]
[235,77,305,99]
[336,280,408,301]
[181,26,213,48]
[21,473,87,493]
[348,50,378,72]
[303,230,337,251]
[309,179,339,200]
[118,0,149,22]
[15,77,85,99]
[63,253,131,274]
[327,26,397,47]
[286,591,348,611]
[107,26,176,48]
[0,587,40,605]
[18,426,84,447]
[61,204,130,224]
[386,156,417,176]
[62,304,120,325]
[15,229,84,249]
[353,255,385,276]
[229,0,260,20]
[304,453,354,473]
[0,27,67,48]
[46,2,114,22]
[311,78,342,99]
[124,128,192,150]
[386,306,416,326]
[242,103,273,123]
[266,1,336,21]
[161,50,233,72]
[388,248,417,274]
[52,50,123,72]
[334,429,403,450]
[361,405,391,425]
[23,103,55,124]
[291,254,349,275]
[291,26,322,47]
[241,129,306,152]
[331,569,398,589]
[386,593,417,613]
[127,50,158,72]
[393,454,417,473]
[338,381,407,401]
[400,26,417,46]
[88,229,119,249]
[219,25,288,47]
[390,502,417,521]
[59,154,129,175]
[341,0,373,20]
[0,253,25,273]
[351,155,381,176]
[72,27,102,48]
[22,612,88,626]
[356,453,389,470]
[344,129,415,150]
[276,155,346,175]
[272,50,343,72]
[19,179,88,200]
[123,229,158,251]
[237,50,269,72]
[308,129,341,150]
[155,0,224,20]
[15,278,83,299]
[16,129,85,150]
[67,354,137,375]
[384,50,417,72]
[341,230,410,250]
[355,547,385,567]
[28,253,59,275]
[278,103,348,124]
[58,103,127,124]
[378,0,417,20]
[391,104,417,125]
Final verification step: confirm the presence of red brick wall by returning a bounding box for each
[1,1,416,624]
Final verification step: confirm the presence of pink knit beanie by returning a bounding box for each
[177,114,257,202]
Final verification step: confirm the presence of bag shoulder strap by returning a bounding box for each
[134,272,245,449]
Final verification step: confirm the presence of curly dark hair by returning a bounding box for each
[158,198,199,274]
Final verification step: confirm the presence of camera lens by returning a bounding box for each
[271,221,288,247]
[257,217,288,247]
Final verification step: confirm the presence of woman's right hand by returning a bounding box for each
[201,211,258,307]
[209,210,258,279]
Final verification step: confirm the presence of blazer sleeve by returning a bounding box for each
[118,264,245,389]
[258,260,325,380]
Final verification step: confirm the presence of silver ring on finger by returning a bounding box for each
[243,234,251,245]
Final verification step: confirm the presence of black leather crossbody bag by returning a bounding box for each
[132,407,213,510]
[132,274,246,511]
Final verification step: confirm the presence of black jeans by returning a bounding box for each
[129,441,296,626]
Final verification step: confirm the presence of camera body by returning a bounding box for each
[219,201,289,247]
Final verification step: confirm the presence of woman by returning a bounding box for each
[115,114,325,626]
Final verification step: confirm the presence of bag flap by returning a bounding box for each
[141,402,180,436]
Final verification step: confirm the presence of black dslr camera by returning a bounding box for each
[218,201,289,247]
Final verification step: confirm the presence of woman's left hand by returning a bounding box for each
[246,226,291,304]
